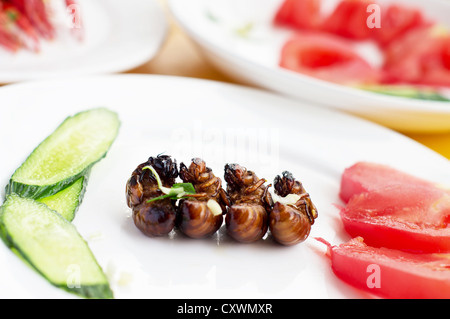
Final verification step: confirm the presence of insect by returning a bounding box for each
[224,163,273,243]
[269,171,318,246]
[125,154,179,237]
[176,158,229,239]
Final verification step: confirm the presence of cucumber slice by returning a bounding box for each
[359,84,450,101]
[6,108,120,200]
[0,194,113,299]
[38,177,87,222]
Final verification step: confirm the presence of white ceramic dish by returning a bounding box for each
[168,0,450,133]
[1,74,450,299]
[0,0,168,83]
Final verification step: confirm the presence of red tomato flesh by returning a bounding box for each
[340,184,450,253]
[372,4,431,48]
[273,0,322,30]
[280,32,379,85]
[317,237,450,299]
[443,42,450,70]
[321,0,373,40]
[339,161,434,204]
[382,27,450,87]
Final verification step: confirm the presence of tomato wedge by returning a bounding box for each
[280,32,379,85]
[273,0,322,30]
[321,0,373,40]
[340,183,450,253]
[339,161,435,204]
[382,27,450,87]
[372,4,431,48]
[443,41,450,70]
[317,237,450,299]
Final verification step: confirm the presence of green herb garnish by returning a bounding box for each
[142,166,196,203]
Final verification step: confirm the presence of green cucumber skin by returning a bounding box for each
[0,196,114,299]
[5,107,120,200]
[360,85,450,101]
[0,220,113,299]
[5,161,95,201]
[38,175,89,222]
[63,284,113,299]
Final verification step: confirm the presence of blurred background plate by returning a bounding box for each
[0,0,168,83]
[168,0,450,133]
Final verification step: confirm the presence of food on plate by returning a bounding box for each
[1,107,119,299]
[273,0,321,30]
[269,171,318,246]
[274,0,450,94]
[340,183,450,253]
[0,194,113,299]
[321,0,429,44]
[279,31,379,85]
[382,26,450,88]
[38,177,86,222]
[317,162,450,298]
[316,237,450,299]
[339,161,435,204]
[321,162,450,298]
[6,107,120,202]
[0,0,83,53]
[176,158,229,239]
[339,161,450,253]
[0,5,26,51]
[371,4,431,48]
[126,155,180,237]
[224,163,273,243]
[126,157,318,245]
[321,0,374,40]
[359,84,450,101]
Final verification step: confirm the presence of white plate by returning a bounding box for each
[1,74,450,299]
[168,0,450,133]
[0,0,168,83]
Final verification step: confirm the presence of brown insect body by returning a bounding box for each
[224,163,273,243]
[269,171,318,246]
[125,155,178,237]
[177,158,228,239]
[133,199,178,237]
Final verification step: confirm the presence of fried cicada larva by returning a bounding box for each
[176,158,229,239]
[269,171,318,246]
[224,163,273,243]
[125,154,178,237]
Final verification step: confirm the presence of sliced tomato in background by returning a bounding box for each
[382,27,450,87]
[372,4,431,48]
[317,237,450,299]
[339,162,435,204]
[273,0,322,30]
[443,41,450,70]
[280,32,379,85]
[321,0,374,40]
[340,183,450,253]
[420,35,450,87]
